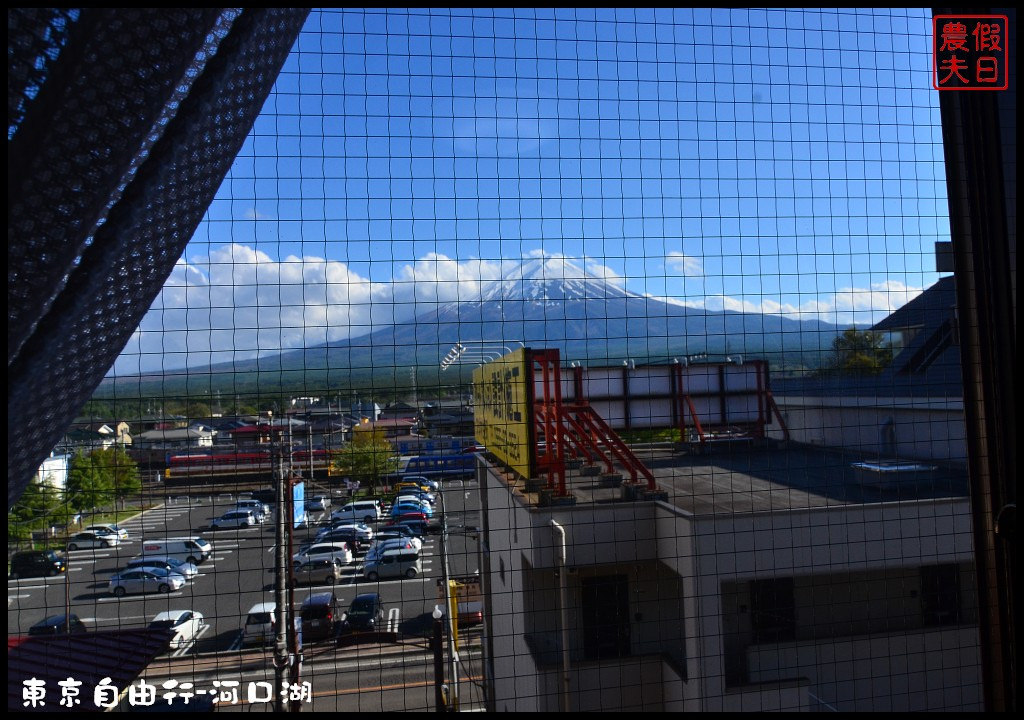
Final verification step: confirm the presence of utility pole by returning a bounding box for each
[438,487,459,710]
[272,411,289,713]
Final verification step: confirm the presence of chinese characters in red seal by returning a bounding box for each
[933,15,1008,90]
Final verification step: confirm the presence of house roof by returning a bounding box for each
[8,629,173,711]
[772,277,963,399]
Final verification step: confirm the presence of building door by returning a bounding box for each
[581,574,631,660]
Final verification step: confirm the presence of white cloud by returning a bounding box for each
[112,244,926,374]
[665,252,703,276]
[659,280,924,326]
[243,207,270,220]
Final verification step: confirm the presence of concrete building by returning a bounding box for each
[479,446,980,712]
[477,281,980,712]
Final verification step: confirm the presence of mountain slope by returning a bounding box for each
[101,258,841,395]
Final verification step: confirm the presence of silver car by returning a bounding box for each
[210,509,257,529]
[125,556,199,579]
[67,531,120,550]
[109,569,186,597]
[291,558,345,587]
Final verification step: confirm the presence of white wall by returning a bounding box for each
[770,395,967,464]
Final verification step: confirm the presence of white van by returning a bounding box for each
[330,501,381,523]
[243,601,277,645]
[139,537,212,565]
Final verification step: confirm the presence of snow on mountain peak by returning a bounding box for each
[477,256,638,302]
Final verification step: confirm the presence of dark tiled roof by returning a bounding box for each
[8,629,172,711]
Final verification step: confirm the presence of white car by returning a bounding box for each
[234,499,269,521]
[149,610,205,649]
[317,522,373,543]
[373,530,424,551]
[67,531,120,550]
[292,542,353,567]
[85,524,130,540]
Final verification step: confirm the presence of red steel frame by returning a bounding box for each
[531,349,657,493]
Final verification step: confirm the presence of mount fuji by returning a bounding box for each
[103,257,842,395]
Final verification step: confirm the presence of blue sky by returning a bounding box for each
[113,7,949,375]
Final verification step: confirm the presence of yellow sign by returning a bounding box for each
[472,348,533,478]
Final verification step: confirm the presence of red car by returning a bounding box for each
[391,511,427,523]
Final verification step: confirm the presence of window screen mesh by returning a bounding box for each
[10,8,988,713]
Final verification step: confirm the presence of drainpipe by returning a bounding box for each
[551,519,570,712]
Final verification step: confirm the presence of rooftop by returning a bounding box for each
[492,444,969,517]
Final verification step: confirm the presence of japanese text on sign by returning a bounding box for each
[472,348,533,479]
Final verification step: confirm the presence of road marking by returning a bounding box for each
[9,574,72,584]
[98,592,184,602]
[9,593,31,599]
[66,551,113,558]
[81,615,150,623]
[170,624,211,657]
[227,632,243,652]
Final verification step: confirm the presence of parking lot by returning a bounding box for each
[7,484,483,659]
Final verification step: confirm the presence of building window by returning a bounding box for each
[580,574,631,660]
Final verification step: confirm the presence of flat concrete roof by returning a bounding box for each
[497,444,969,516]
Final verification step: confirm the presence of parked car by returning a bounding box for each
[28,614,88,636]
[305,495,331,511]
[9,550,66,579]
[402,476,440,492]
[378,523,425,540]
[292,542,353,568]
[316,528,371,555]
[396,490,435,505]
[362,549,422,581]
[125,556,199,579]
[250,489,276,506]
[342,593,386,632]
[300,592,340,642]
[242,602,276,645]
[138,537,211,565]
[210,509,257,530]
[455,601,484,627]
[235,499,269,521]
[109,569,187,597]
[391,500,433,518]
[149,610,205,649]
[390,510,429,524]
[330,501,381,523]
[67,531,120,550]
[365,537,418,561]
[373,529,423,551]
[320,521,373,541]
[84,524,130,540]
[292,558,346,587]
[386,518,435,537]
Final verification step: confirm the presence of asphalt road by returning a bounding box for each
[8,483,483,662]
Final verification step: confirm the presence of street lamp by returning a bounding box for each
[440,340,523,371]
[438,486,459,711]
[432,605,446,712]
